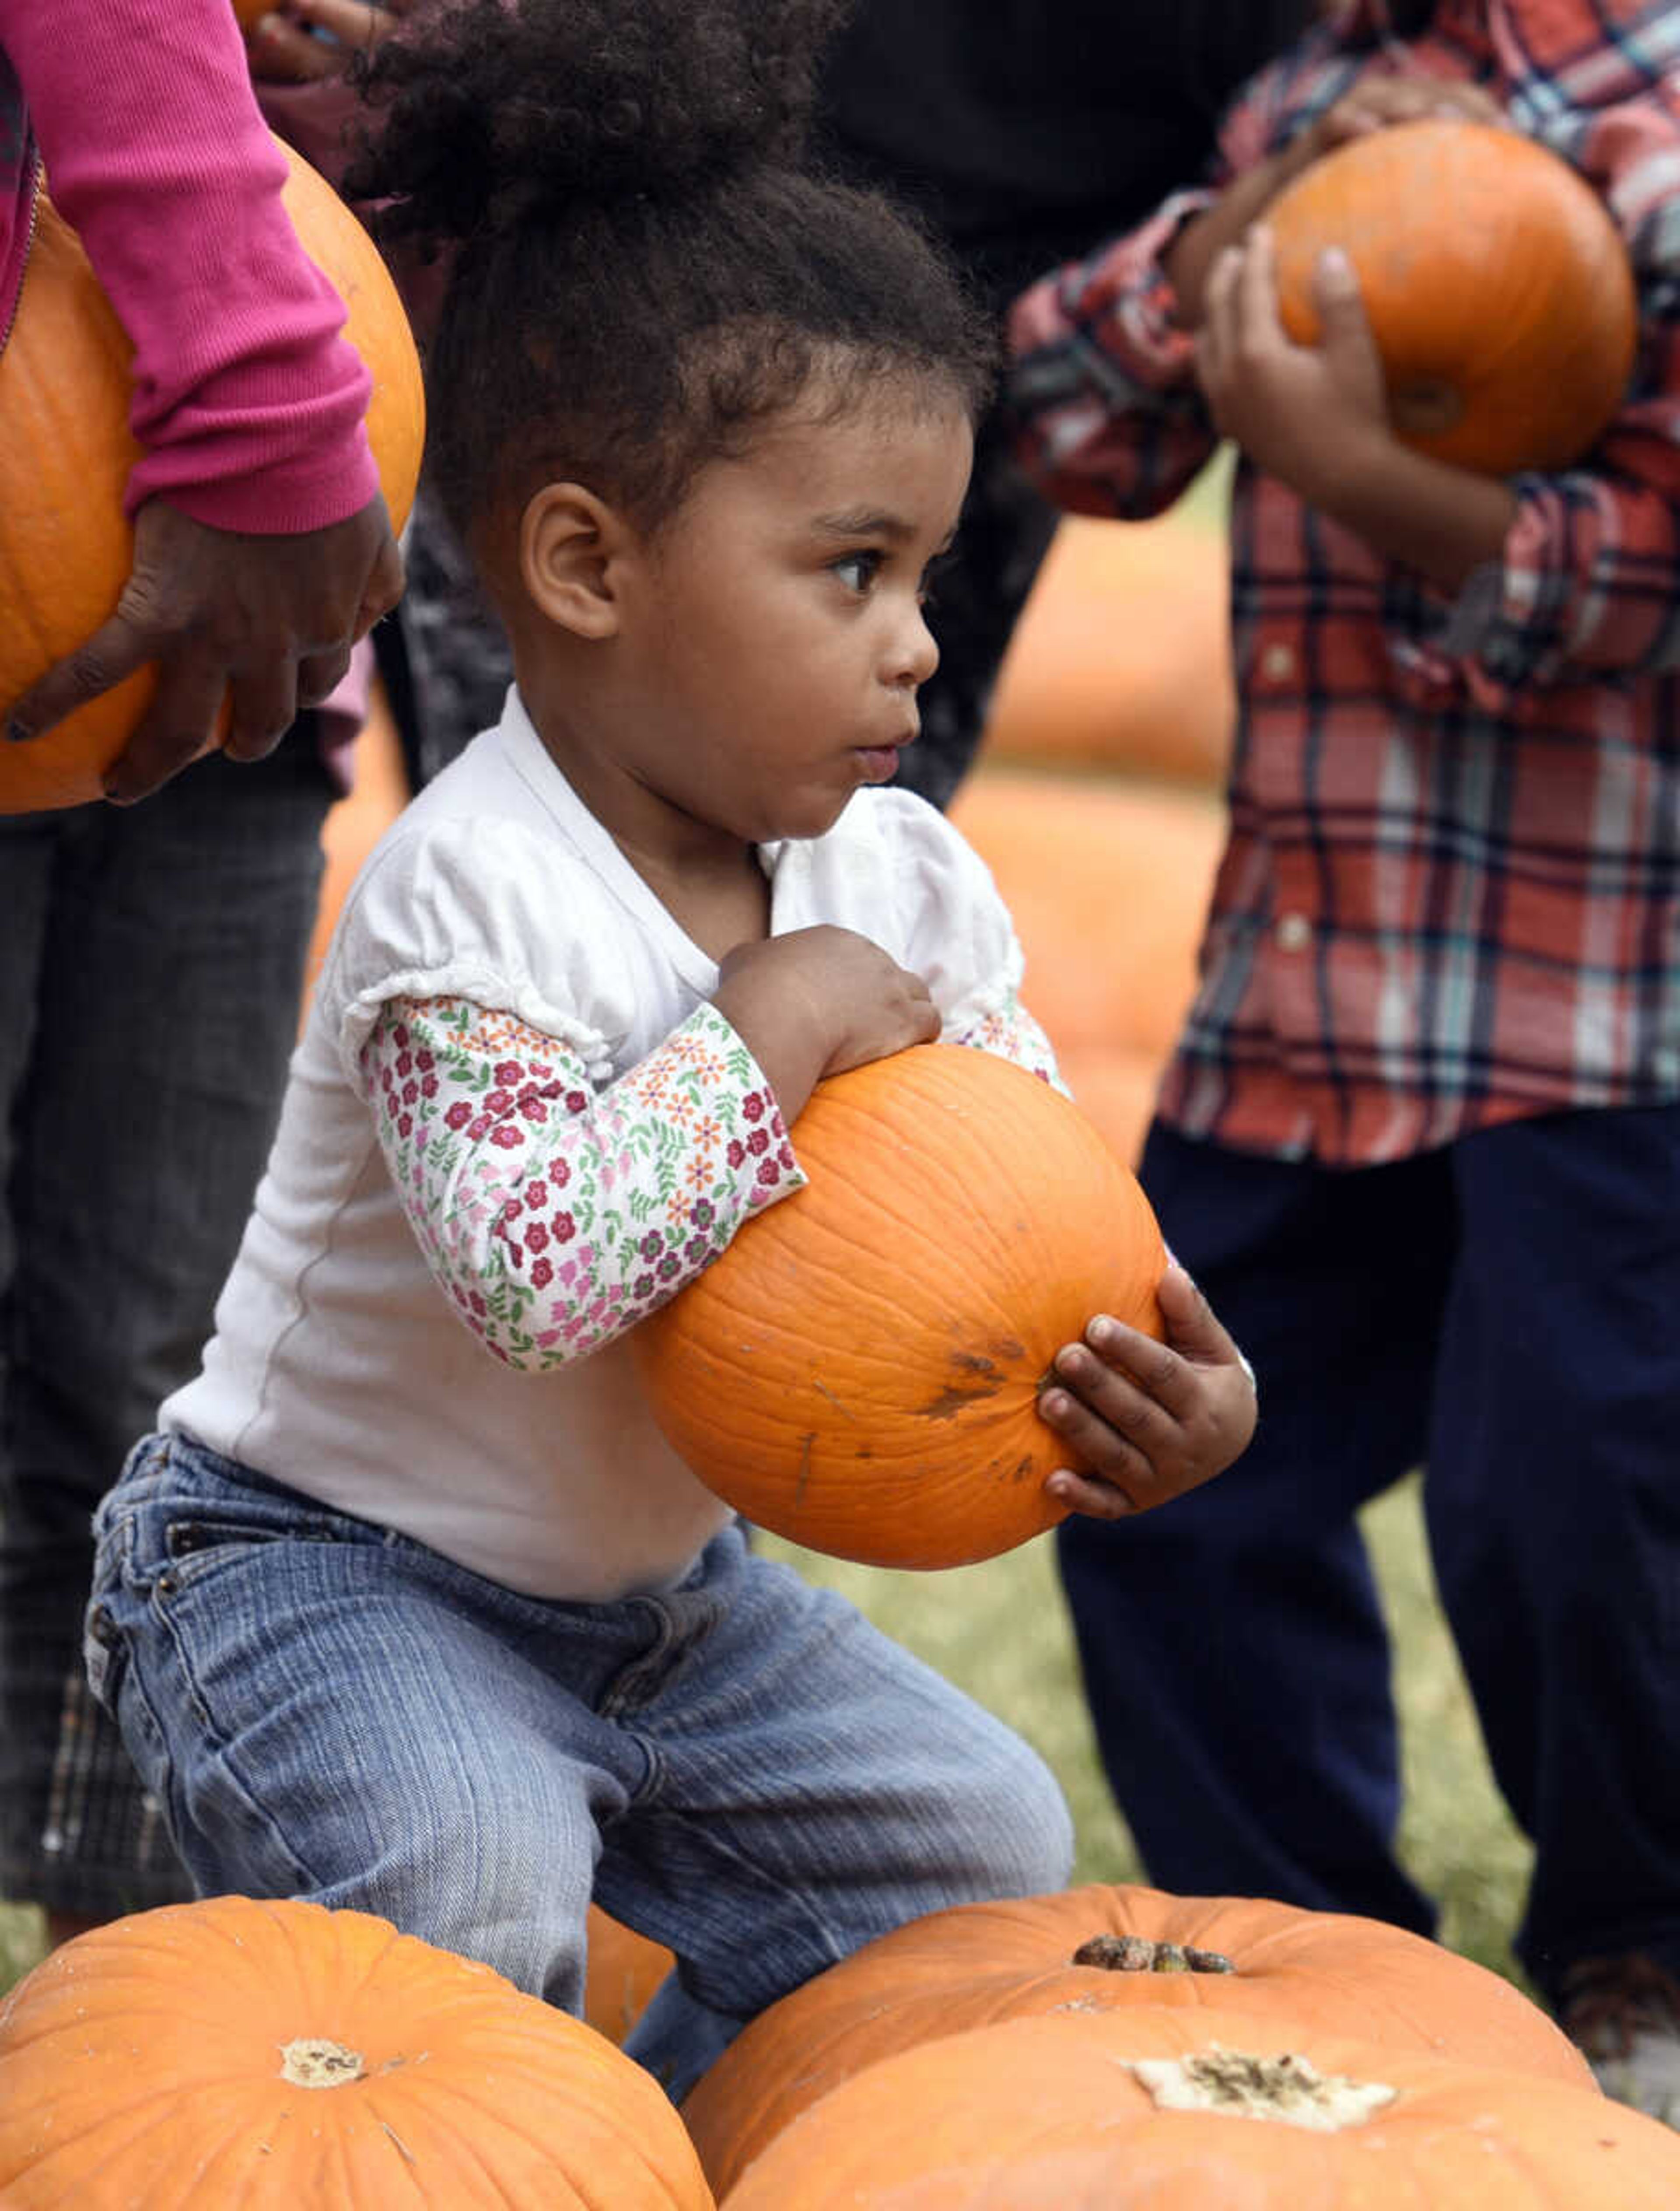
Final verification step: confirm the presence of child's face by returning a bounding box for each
[618,376,974,846]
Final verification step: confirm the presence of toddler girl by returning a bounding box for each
[85,0,1256,2096]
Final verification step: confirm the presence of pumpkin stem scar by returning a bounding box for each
[1127,2046,1397,2131]
[1071,1934,1236,1975]
[278,2038,367,2088]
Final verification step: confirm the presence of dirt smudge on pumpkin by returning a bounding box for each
[915,1348,1015,1421]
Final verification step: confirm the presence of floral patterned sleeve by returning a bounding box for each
[952,990,1071,1099]
[359,994,805,1370]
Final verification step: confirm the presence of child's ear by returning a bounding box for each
[519,482,636,640]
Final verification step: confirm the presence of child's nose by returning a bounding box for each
[888,599,940,689]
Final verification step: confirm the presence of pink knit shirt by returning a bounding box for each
[0,0,377,533]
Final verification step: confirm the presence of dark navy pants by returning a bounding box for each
[1056,1107,1680,2004]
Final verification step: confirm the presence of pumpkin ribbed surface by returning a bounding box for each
[683,1881,1594,2197]
[0,1895,713,2208]
[633,1043,1166,1570]
[1267,119,1637,475]
[717,2008,1680,2210]
[0,142,425,815]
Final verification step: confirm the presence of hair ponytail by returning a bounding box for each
[346,0,991,547]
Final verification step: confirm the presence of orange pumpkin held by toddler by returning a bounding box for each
[0,143,425,816]
[1267,118,1637,475]
[633,1042,1166,1570]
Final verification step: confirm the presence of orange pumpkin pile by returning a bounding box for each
[0,142,425,816]
[678,1883,1680,2206]
[682,1882,1594,2199]
[0,1894,712,2207]
[1268,118,1638,475]
[634,1042,1166,1570]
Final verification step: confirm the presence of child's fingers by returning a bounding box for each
[1197,245,1240,384]
[1155,1262,1242,1364]
[1235,224,1284,352]
[1043,1347,1181,1462]
[1044,1465,1141,1522]
[1063,1311,1204,1424]
[1038,1376,1200,1519]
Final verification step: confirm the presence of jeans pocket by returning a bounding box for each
[81,1594,127,1719]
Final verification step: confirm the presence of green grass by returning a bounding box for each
[0,1470,1531,2004]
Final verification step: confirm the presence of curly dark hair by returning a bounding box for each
[347,0,995,547]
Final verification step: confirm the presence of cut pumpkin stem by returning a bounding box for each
[1070,1934,1236,1975]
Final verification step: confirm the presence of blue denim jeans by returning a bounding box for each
[89,1431,1073,2096]
[0,738,332,1917]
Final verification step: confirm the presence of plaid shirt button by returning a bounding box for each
[1274,912,1313,953]
[1259,642,1296,684]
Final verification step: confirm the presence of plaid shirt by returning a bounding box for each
[1008,0,1680,1166]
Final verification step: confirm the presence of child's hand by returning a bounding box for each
[1037,1262,1257,1521]
[713,927,941,1126]
[1194,223,1391,507]
[1165,79,1504,330]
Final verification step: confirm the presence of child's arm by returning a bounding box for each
[1197,127,1680,687]
[360,995,809,1369]
[1038,1262,1258,1520]
[357,930,938,1370]
[1002,61,1498,523]
[1164,74,1505,331]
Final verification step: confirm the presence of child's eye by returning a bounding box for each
[831,550,882,593]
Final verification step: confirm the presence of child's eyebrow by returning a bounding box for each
[812,508,916,541]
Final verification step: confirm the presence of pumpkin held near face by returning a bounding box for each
[1268,117,1638,475]
[0,142,424,816]
[631,1042,1167,1570]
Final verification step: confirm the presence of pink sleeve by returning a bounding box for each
[0,0,378,532]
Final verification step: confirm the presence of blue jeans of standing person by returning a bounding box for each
[87,1433,1074,2098]
[1056,1107,1680,2007]
[0,738,332,1921]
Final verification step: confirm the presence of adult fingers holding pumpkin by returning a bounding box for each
[1038,1261,1258,1521]
[6,492,404,804]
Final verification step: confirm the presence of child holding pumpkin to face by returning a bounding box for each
[79,0,1256,2100]
[1009,0,1680,2128]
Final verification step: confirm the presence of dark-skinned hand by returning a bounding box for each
[1039,1261,1258,1521]
[4,491,404,803]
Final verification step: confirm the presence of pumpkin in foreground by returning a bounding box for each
[0,1894,713,2209]
[682,1880,1593,2197]
[1267,118,1637,475]
[0,144,425,816]
[718,2007,1680,2211]
[633,1043,1167,1569]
